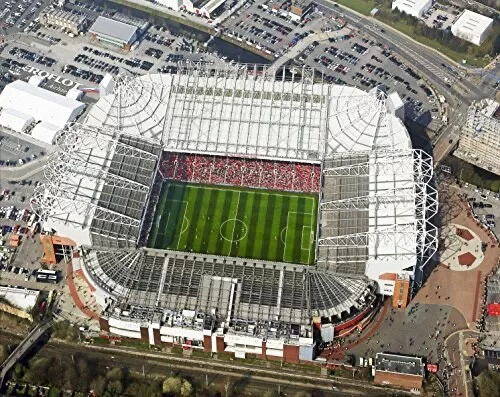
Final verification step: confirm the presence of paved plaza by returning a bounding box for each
[440,224,484,271]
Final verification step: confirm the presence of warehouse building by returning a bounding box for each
[454,99,500,175]
[182,0,227,18]
[374,353,424,391]
[89,17,138,50]
[0,80,86,144]
[391,0,432,18]
[40,9,87,35]
[451,10,494,46]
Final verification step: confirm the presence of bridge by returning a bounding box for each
[0,320,53,390]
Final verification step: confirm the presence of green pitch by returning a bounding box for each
[148,181,318,265]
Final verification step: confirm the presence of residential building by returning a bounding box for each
[455,99,500,176]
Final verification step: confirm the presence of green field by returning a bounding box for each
[148,181,318,265]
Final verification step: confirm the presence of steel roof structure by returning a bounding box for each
[81,249,374,341]
[87,65,411,161]
[33,65,437,335]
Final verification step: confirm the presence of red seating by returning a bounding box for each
[159,152,321,193]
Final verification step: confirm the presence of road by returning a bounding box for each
[309,0,499,166]
[316,1,485,105]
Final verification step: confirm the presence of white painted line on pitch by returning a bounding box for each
[228,191,241,256]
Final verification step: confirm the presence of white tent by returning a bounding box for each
[0,80,86,129]
[0,108,34,132]
[31,121,62,145]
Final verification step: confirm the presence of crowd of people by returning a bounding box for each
[158,152,321,193]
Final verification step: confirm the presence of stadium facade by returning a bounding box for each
[33,65,437,362]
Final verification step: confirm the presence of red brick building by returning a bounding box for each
[373,353,424,391]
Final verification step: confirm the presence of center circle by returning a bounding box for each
[220,219,248,242]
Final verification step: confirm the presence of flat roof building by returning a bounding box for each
[392,0,432,18]
[40,9,87,35]
[89,17,138,49]
[374,353,424,391]
[451,10,494,46]
[183,0,227,18]
[454,99,500,175]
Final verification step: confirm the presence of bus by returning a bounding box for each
[27,213,37,227]
[36,269,58,284]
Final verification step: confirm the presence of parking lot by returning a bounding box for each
[422,3,461,30]
[293,34,442,129]
[221,0,346,58]
[466,187,500,237]
[0,133,47,168]
[1,0,49,33]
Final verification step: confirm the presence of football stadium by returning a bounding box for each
[33,64,438,362]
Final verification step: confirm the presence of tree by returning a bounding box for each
[293,392,312,397]
[263,391,281,397]
[104,380,123,397]
[28,357,51,384]
[106,367,124,382]
[126,381,162,397]
[75,357,91,390]
[90,375,108,396]
[180,379,193,397]
[13,363,25,380]
[477,370,500,397]
[63,365,79,390]
[162,377,182,395]
[0,344,8,362]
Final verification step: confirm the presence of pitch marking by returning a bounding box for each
[220,218,248,243]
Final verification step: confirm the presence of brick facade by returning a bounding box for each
[374,371,423,390]
[98,317,110,332]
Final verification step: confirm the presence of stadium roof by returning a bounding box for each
[0,80,85,129]
[81,248,375,336]
[33,66,437,331]
[89,16,137,43]
[35,125,161,248]
[86,66,411,162]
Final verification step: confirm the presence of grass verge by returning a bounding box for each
[332,0,495,67]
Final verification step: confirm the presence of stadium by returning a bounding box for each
[33,64,438,362]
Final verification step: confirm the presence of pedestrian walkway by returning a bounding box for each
[323,298,390,360]
[66,261,99,321]
[415,196,500,328]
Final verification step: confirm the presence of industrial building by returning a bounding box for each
[451,10,494,46]
[289,0,315,21]
[391,0,432,18]
[373,353,424,391]
[33,65,437,361]
[40,9,87,35]
[182,0,227,18]
[89,17,138,49]
[0,79,86,144]
[454,99,500,176]
[0,286,40,322]
[128,0,226,18]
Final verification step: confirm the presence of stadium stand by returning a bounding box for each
[158,152,321,193]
